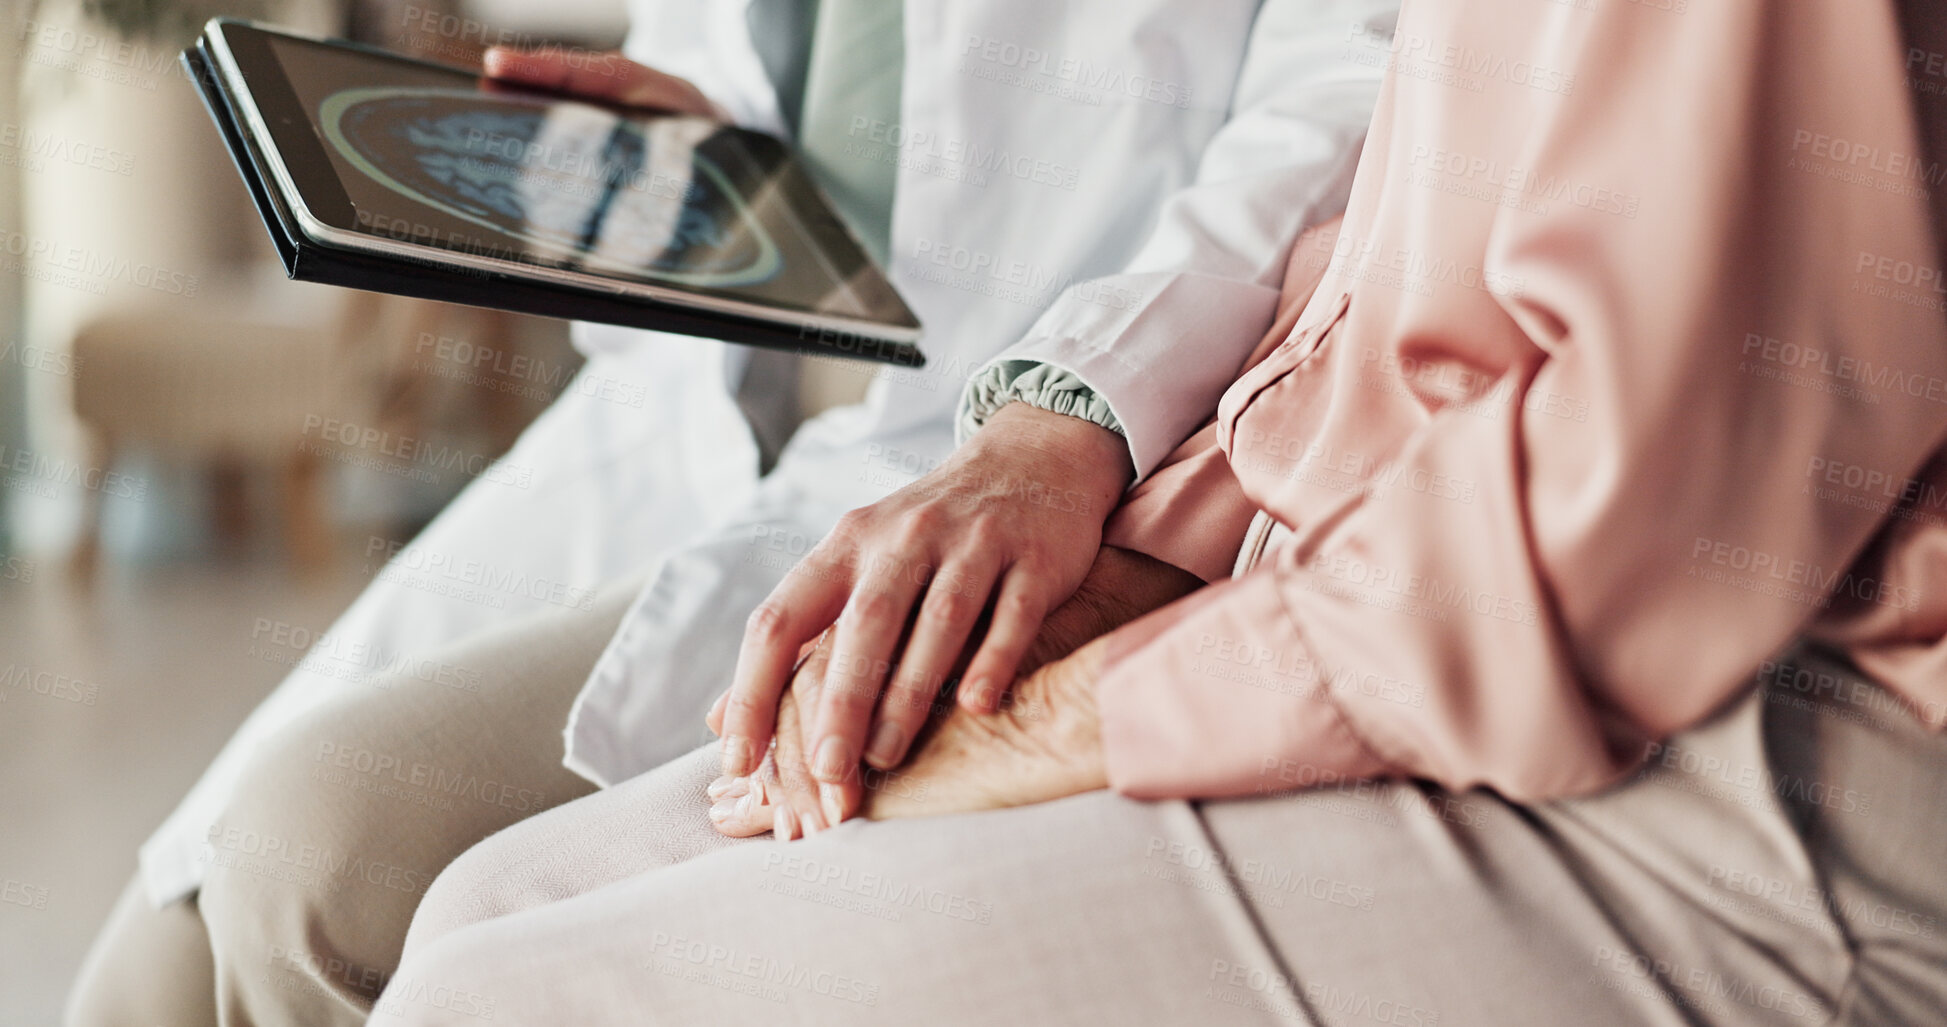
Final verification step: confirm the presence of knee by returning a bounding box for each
[371,932,509,1027]
[401,825,535,959]
[194,715,421,984]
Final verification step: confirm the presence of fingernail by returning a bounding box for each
[812,736,850,781]
[707,775,747,800]
[820,782,846,826]
[965,677,994,708]
[721,736,752,776]
[864,721,904,768]
[709,798,738,822]
[735,790,758,821]
[801,813,822,838]
[772,805,798,841]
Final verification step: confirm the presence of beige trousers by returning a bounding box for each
[369,643,1947,1027]
[64,573,646,1027]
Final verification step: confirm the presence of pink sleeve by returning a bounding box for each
[1098,572,1390,797]
[1101,423,1257,583]
[1101,218,1348,583]
[1096,0,1947,802]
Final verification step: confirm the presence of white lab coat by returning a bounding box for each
[139,0,1395,906]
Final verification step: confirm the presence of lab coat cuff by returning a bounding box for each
[958,271,1280,481]
[958,360,1127,441]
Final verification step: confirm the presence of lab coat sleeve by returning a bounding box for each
[1095,0,1947,802]
[955,0,1397,479]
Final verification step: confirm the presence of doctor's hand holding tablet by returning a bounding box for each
[479,45,729,123]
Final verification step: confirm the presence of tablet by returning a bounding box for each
[196,19,924,364]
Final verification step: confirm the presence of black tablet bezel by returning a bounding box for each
[214,22,367,234]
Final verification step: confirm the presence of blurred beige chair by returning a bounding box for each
[67,271,443,576]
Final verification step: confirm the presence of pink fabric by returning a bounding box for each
[1098,0,1947,801]
[1103,218,1346,583]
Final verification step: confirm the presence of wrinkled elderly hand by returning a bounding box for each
[717,404,1136,817]
[708,545,1201,837]
[707,646,842,838]
[855,635,1112,820]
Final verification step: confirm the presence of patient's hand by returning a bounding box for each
[709,639,1112,833]
[717,404,1135,803]
[708,649,837,839]
[708,546,1199,836]
[857,637,1111,820]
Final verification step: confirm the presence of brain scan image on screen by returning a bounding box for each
[318,87,782,288]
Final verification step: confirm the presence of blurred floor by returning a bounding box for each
[0,553,373,1024]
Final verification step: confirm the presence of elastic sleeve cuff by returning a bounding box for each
[958,360,1127,441]
[1095,572,1391,799]
[954,272,1280,480]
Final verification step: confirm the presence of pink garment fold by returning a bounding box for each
[1098,0,1947,801]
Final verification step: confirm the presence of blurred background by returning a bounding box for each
[0,0,627,1019]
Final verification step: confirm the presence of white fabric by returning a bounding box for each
[138,0,1394,906]
[953,0,1392,478]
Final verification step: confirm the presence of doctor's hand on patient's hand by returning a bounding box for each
[710,636,1116,834]
[707,545,1201,837]
[716,403,1136,812]
[481,46,728,120]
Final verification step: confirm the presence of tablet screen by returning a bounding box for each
[230,27,915,330]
